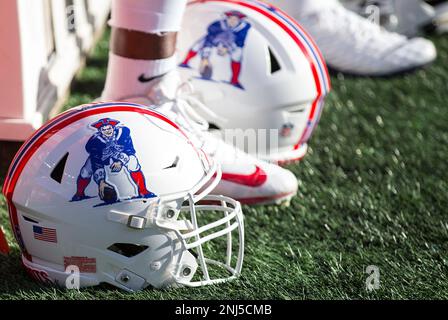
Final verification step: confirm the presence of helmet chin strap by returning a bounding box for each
[0,226,9,255]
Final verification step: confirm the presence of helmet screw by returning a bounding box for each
[166,209,176,219]
[182,267,192,277]
[150,261,161,271]
[121,274,130,283]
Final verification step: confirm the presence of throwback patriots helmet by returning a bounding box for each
[178,0,331,164]
[2,102,244,291]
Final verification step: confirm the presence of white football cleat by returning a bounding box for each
[434,1,448,34]
[273,0,437,76]
[101,71,298,205]
[203,131,299,205]
[341,0,436,37]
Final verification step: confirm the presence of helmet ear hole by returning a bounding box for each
[107,243,149,258]
[268,46,281,74]
[50,152,69,183]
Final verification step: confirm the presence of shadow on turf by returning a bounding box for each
[0,253,124,298]
[0,252,45,295]
[0,251,175,298]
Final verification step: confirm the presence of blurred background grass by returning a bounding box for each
[0,28,447,299]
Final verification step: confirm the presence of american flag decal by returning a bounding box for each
[33,225,57,243]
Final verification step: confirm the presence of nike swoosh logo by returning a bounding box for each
[138,74,158,83]
[221,165,267,187]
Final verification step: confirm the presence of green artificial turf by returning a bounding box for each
[0,28,447,300]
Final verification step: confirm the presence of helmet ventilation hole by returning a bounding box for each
[50,152,69,183]
[163,156,180,170]
[268,47,281,74]
[208,123,221,130]
[23,215,39,224]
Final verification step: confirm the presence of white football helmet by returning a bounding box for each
[2,102,244,291]
[178,0,331,164]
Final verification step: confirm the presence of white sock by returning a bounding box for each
[102,0,187,100]
[109,0,187,34]
[102,52,177,101]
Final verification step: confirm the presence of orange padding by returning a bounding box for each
[0,227,9,255]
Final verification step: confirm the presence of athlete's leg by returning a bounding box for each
[180,37,207,66]
[72,158,93,201]
[127,155,155,198]
[230,47,243,87]
[102,0,188,100]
